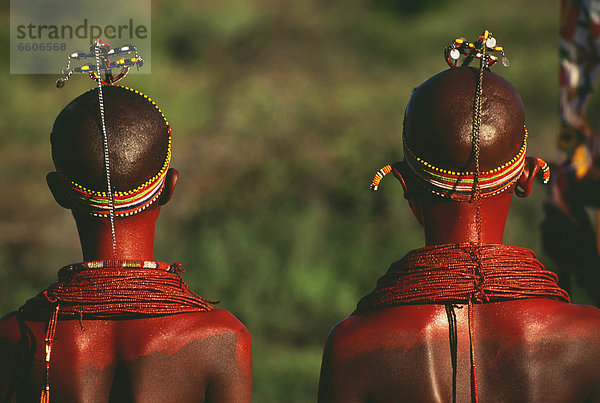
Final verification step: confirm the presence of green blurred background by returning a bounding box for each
[0,0,596,401]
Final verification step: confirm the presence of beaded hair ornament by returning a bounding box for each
[56,39,143,88]
[369,31,550,198]
[56,40,170,255]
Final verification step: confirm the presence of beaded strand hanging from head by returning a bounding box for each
[55,40,171,257]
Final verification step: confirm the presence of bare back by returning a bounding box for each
[0,309,251,402]
[319,299,600,402]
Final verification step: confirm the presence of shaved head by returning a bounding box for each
[51,86,170,192]
[403,66,525,172]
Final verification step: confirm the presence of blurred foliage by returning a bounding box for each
[372,0,451,15]
[0,0,593,401]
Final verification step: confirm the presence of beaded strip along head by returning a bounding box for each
[51,85,172,217]
[400,126,528,201]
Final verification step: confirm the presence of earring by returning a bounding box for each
[536,158,550,184]
[370,165,392,191]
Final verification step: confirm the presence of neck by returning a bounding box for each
[421,192,512,246]
[73,207,160,261]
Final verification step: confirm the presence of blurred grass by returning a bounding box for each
[1,0,592,401]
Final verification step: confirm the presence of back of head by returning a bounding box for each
[401,66,527,201]
[51,85,171,216]
[52,85,170,191]
[404,66,525,173]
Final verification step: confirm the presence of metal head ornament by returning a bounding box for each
[444,30,509,69]
[56,39,143,88]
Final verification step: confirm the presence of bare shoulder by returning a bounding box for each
[111,309,252,402]
[520,300,600,341]
[202,308,251,337]
[184,309,252,403]
[116,308,251,359]
[164,308,249,337]
[321,313,379,366]
[319,315,364,403]
[544,302,600,356]
[519,301,600,399]
[319,306,442,403]
[176,308,251,354]
[554,301,600,326]
[322,315,360,355]
[324,305,441,357]
[184,308,252,364]
[173,309,252,400]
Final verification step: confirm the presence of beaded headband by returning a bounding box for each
[370,129,550,197]
[402,127,528,201]
[57,86,172,217]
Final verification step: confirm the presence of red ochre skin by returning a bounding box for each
[318,68,600,402]
[0,168,252,402]
[0,311,251,402]
[318,300,600,402]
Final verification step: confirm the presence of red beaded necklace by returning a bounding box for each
[353,243,570,402]
[21,260,215,403]
[354,243,570,314]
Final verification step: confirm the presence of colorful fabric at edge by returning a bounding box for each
[559,0,600,180]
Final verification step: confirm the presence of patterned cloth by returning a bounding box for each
[559,0,600,180]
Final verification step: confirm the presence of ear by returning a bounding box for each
[515,156,545,198]
[391,161,410,200]
[159,168,178,206]
[46,171,72,209]
[391,161,424,226]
